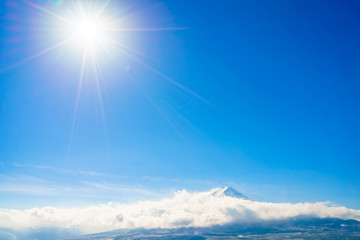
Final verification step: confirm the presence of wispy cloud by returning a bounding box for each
[0,188,359,235]
[0,175,156,199]
[10,162,127,178]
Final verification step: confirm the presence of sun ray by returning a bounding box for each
[67,47,88,157]
[2,38,72,73]
[96,40,187,139]
[125,72,186,140]
[22,0,71,23]
[95,0,112,19]
[90,50,108,139]
[109,27,188,32]
[104,4,160,27]
[76,0,85,16]
[76,0,86,16]
[105,38,211,105]
[104,39,159,64]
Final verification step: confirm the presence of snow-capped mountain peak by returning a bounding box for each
[210,186,251,200]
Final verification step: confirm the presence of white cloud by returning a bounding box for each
[0,188,359,235]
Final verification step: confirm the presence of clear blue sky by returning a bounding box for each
[1,0,359,209]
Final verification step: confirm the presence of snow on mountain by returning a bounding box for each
[210,186,251,200]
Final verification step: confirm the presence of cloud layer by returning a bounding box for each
[1,188,360,235]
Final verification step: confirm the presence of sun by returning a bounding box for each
[73,18,103,44]
[68,14,111,50]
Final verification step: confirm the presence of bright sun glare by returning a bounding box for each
[71,16,108,47]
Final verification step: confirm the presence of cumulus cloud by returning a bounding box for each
[0,188,359,235]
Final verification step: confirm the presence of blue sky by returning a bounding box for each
[1,0,360,210]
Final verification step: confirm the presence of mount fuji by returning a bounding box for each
[209,186,251,200]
